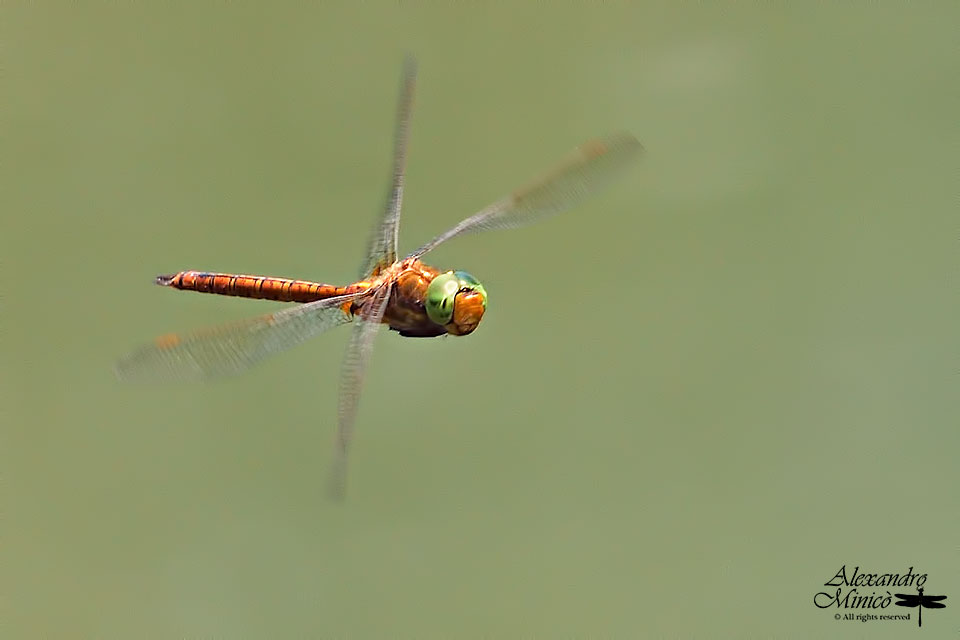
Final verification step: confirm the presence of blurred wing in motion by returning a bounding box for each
[116,293,362,382]
[411,132,643,257]
[329,285,392,500]
[361,55,418,278]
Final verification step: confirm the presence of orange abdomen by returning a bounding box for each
[157,271,349,303]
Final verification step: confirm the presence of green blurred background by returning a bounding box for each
[4,3,957,637]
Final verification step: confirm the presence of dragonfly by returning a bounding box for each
[117,57,643,498]
[894,588,947,628]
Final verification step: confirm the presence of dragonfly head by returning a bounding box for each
[425,270,488,336]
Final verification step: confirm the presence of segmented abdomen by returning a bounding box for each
[157,271,348,303]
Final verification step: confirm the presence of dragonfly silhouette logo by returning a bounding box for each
[814,565,948,629]
[894,588,948,628]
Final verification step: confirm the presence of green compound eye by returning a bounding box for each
[425,272,461,325]
[425,270,488,326]
[452,270,484,293]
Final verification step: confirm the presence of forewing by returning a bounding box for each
[361,56,418,278]
[329,285,391,499]
[411,132,642,257]
[116,293,361,382]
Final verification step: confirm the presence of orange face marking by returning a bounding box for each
[446,290,486,336]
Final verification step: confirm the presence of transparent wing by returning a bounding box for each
[116,293,362,382]
[410,133,642,258]
[329,285,391,500]
[361,55,418,278]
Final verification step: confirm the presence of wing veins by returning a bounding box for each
[329,285,392,499]
[116,292,363,382]
[361,55,418,278]
[410,132,642,258]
